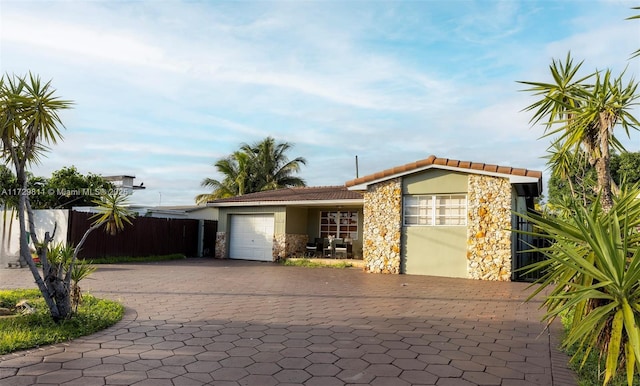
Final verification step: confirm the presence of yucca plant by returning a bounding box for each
[70,259,96,312]
[518,186,640,385]
[45,243,96,312]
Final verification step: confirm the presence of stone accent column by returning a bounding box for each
[287,234,309,257]
[467,175,512,281]
[273,234,285,261]
[362,178,402,274]
[273,234,309,260]
[215,232,226,259]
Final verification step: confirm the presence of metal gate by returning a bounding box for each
[513,215,548,282]
[202,220,217,257]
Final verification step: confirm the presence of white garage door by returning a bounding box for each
[229,214,275,261]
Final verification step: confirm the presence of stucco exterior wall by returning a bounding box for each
[403,169,468,194]
[401,170,468,277]
[402,226,468,277]
[362,178,402,273]
[285,207,308,234]
[466,175,512,281]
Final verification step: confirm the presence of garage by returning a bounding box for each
[229,214,275,261]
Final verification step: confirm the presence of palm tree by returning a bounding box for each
[196,151,251,204]
[0,73,75,321]
[196,137,307,203]
[241,136,307,192]
[520,53,640,211]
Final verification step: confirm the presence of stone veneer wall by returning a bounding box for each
[467,175,512,281]
[273,234,308,260]
[362,178,402,274]
[215,232,226,259]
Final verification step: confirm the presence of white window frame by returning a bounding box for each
[320,210,359,240]
[403,194,467,226]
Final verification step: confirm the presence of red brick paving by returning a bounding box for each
[0,258,576,385]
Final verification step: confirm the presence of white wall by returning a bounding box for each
[0,209,69,266]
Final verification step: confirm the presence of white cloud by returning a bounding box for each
[2,0,638,206]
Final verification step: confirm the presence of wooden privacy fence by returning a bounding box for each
[68,211,206,259]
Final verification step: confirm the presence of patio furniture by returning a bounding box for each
[305,241,317,257]
[334,242,347,258]
[326,238,344,258]
[323,238,333,257]
[334,238,352,258]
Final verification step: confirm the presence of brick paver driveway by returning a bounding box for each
[0,259,576,385]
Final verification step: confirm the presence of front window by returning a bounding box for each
[403,194,467,226]
[320,211,359,239]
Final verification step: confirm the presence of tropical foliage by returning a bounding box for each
[0,72,74,321]
[0,73,134,322]
[1,165,115,209]
[196,136,307,203]
[519,188,640,385]
[33,191,133,321]
[45,243,97,312]
[32,166,115,209]
[629,7,640,59]
[519,53,640,211]
[519,9,640,382]
[547,151,640,212]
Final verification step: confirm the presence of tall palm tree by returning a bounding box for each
[241,136,307,192]
[196,151,251,204]
[196,137,307,203]
[0,73,74,321]
[520,53,640,211]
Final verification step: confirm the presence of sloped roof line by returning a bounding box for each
[207,185,363,205]
[345,155,542,188]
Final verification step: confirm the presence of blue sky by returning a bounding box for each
[1,0,639,206]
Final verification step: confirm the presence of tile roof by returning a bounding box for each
[207,186,363,205]
[345,155,542,188]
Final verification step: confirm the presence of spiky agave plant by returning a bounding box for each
[518,186,640,385]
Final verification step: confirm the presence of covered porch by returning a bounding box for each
[207,186,364,262]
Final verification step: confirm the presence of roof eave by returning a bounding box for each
[347,164,542,192]
[207,198,364,207]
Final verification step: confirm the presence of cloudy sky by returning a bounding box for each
[1,0,639,206]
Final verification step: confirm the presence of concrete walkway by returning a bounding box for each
[0,259,576,385]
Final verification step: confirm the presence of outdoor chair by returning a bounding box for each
[334,242,347,258]
[305,242,317,257]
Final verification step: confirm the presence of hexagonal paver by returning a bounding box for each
[306,363,341,376]
[277,357,311,369]
[274,369,311,383]
[211,367,249,381]
[335,358,369,371]
[426,364,463,377]
[0,259,576,386]
[245,362,281,375]
[400,369,438,384]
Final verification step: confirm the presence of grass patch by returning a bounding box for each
[564,345,640,386]
[89,253,186,264]
[0,289,124,355]
[560,309,640,385]
[283,258,353,268]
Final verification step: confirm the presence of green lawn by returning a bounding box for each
[0,289,124,355]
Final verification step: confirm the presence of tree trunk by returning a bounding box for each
[597,113,614,212]
[596,157,613,211]
[26,199,73,321]
[16,176,63,320]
